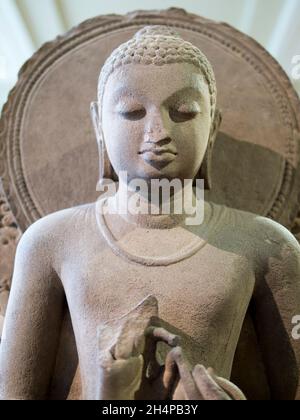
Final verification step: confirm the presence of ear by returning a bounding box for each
[210,108,222,146]
[197,108,222,190]
[90,101,118,184]
[90,101,102,145]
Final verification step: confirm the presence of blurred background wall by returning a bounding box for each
[0,0,300,112]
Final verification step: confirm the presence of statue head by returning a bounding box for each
[91,26,221,190]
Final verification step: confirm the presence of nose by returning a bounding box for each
[144,111,171,145]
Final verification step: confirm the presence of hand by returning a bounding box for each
[98,345,144,400]
[98,324,180,400]
[165,346,246,400]
[135,326,181,400]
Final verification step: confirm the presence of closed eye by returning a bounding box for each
[169,109,199,123]
[116,100,146,121]
[169,102,201,123]
[119,108,146,121]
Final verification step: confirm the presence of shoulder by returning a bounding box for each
[250,215,300,252]
[208,202,300,259]
[235,208,299,255]
[16,202,97,260]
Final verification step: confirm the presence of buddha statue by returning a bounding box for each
[0,26,300,400]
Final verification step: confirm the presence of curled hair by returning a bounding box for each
[98,26,217,119]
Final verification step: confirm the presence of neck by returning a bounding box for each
[105,179,204,229]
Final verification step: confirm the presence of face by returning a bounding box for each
[101,62,212,184]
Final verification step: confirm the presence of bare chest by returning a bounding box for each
[62,244,255,348]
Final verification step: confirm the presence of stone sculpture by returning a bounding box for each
[0,26,299,400]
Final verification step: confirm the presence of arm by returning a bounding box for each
[252,228,300,400]
[0,221,65,400]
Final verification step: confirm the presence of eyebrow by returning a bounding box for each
[166,86,203,100]
[111,87,140,102]
[111,86,203,103]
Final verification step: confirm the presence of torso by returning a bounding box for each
[51,200,256,399]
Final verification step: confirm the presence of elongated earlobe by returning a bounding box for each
[196,109,222,190]
[90,101,118,185]
[90,101,101,143]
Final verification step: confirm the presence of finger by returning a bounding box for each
[145,327,180,347]
[115,355,144,390]
[98,355,144,399]
[143,326,179,381]
[115,328,146,360]
[167,347,202,400]
[192,365,231,400]
[161,347,180,397]
[143,327,180,383]
[172,380,189,400]
[99,348,115,369]
[133,332,146,357]
[208,373,246,400]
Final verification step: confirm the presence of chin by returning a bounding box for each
[136,161,188,181]
[136,169,180,183]
[118,161,195,184]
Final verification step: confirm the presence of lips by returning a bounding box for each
[139,146,178,166]
[139,145,177,155]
